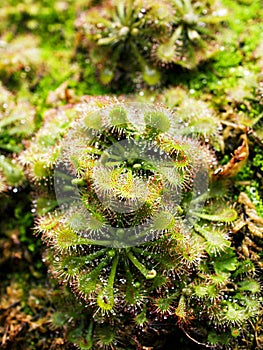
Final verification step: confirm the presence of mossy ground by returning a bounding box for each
[0,0,262,349]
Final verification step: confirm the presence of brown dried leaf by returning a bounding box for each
[214,134,249,178]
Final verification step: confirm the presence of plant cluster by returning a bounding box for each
[0,34,43,88]
[0,83,35,193]
[75,0,227,86]
[30,100,262,349]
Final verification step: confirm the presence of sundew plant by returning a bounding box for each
[32,99,262,349]
[75,0,227,86]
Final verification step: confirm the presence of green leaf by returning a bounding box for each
[194,208,237,222]
[214,250,238,274]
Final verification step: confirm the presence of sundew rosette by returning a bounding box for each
[75,0,227,86]
[53,102,211,248]
[35,101,262,345]
[35,101,214,314]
